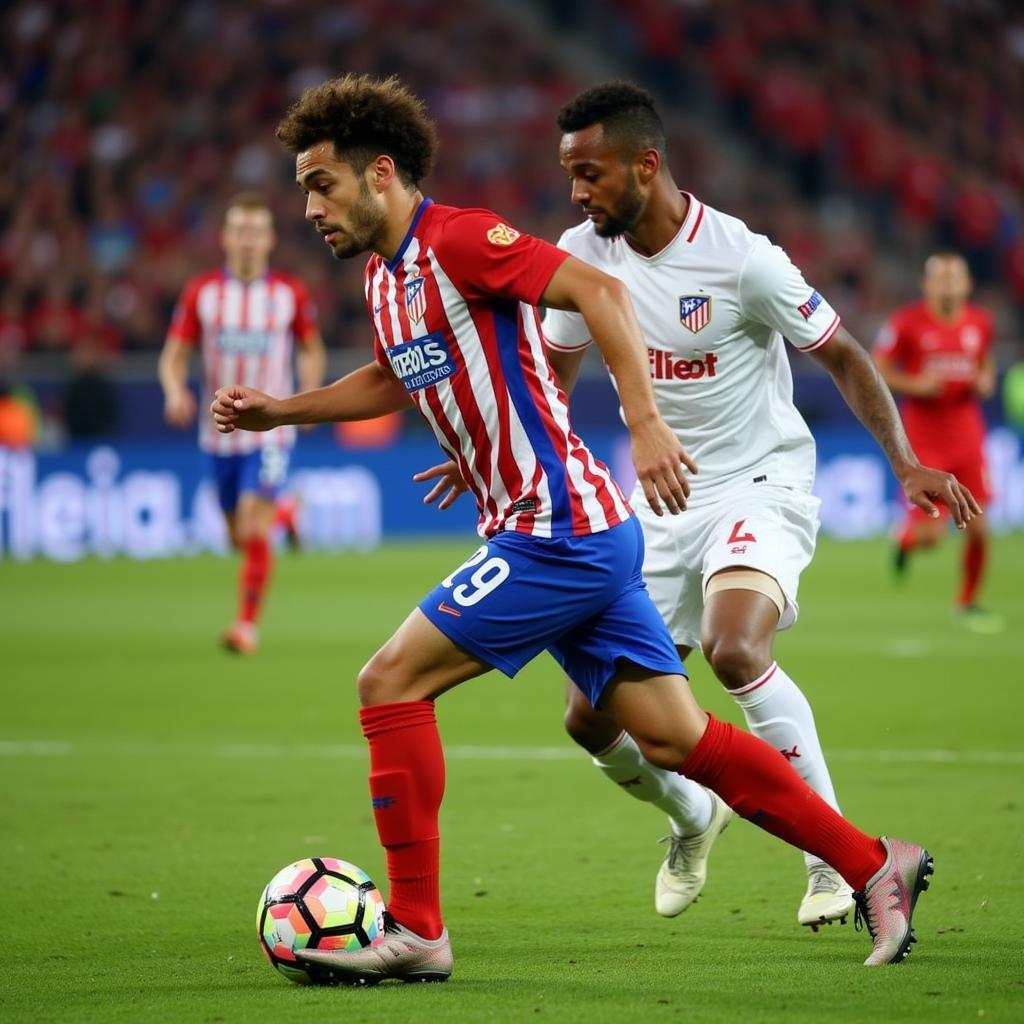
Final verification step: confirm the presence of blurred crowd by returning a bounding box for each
[0,0,578,375]
[1,0,1021,393]
[546,0,1024,342]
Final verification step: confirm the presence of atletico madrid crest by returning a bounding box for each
[405,277,427,323]
[679,295,711,333]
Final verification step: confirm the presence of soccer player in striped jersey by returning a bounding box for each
[212,74,935,979]
[159,193,326,654]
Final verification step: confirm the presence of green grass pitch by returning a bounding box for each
[2,534,1023,1023]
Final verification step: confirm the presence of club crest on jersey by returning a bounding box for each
[405,276,427,323]
[386,331,456,393]
[486,223,520,246]
[679,295,711,333]
[798,290,822,320]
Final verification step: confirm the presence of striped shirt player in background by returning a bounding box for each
[158,193,326,654]
[212,74,935,979]
[874,252,1003,633]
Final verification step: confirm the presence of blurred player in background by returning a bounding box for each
[158,193,326,654]
[214,74,934,981]
[874,253,1002,633]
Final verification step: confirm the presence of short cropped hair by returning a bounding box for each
[224,192,272,221]
[556,81,666,159]
[276,74,437,187]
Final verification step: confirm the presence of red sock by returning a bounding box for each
[239,536,272,624]
[682,715,886,891]
[958,535,986,607]
[899,523,916,553]
[360,701,445,939]
[273,498,297,531]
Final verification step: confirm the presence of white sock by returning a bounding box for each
[730,661,840,873]
[592,731,714,837]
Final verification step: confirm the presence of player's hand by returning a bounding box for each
[910,374,943,398]
[211,385,283,433]
[630,415,698,516]
[413,461,468,510]
[164,390,196,428]
[900,463,982,529]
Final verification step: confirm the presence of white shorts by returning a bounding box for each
[633,482,820,650]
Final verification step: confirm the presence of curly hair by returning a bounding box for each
[556,81,666,159]
[276,74,437,187]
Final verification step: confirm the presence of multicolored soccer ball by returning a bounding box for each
[256,857,386,984]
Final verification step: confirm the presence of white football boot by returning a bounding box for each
[655,790,733,917]
[798,863,855,931]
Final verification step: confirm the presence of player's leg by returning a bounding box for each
[226,492,276,653]
[952,455,1003,631]
[700,492,854,925]
[598,665,932,965]
[299,530,640,983]
[273,492,302,551]
[894,440,948,576]
[565,665,713,831]
[894,502,945,577]
[224,446,290,653]
[209,454,250,649]
[561,495,726,914]
[299,607,490,984]
[564,669,728,917]
[700,572,853,926]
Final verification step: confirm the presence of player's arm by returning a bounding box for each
[157,335,196,428]
[974,350,997,400]
[811,327,979,526]
[872,350,942,398]
[211,360,411,433]
[541,255,696,514]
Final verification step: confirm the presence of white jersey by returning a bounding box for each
[544,194,841,507]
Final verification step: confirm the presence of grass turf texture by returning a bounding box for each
[2,535,1022,1023]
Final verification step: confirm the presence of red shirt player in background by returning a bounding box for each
[158,193,326,653]
[874,252,1001,632]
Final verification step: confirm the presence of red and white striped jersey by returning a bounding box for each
[366,199,630,539]
[170,269,318,454]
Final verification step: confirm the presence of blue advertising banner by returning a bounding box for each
[1,428,1022,561]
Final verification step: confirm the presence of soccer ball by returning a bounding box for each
[256,857,386,984]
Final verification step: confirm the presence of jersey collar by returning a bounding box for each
[623,192,703,263]
[386,198,434,274]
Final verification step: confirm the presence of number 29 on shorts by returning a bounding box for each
[441,545,511,607]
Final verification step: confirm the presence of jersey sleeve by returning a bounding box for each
[738,239,841,352]
[539,228,592,352]
[168,277,202,345]
[290,279,319,344]
[435,209,570,306]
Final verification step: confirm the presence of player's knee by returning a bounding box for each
[356,649,412,707]
[632,735,689,771]
[703,633,770,690]
[564,692,621,755]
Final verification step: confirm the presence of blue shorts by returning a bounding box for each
[207,447,290,513]
[418,516,686,708]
